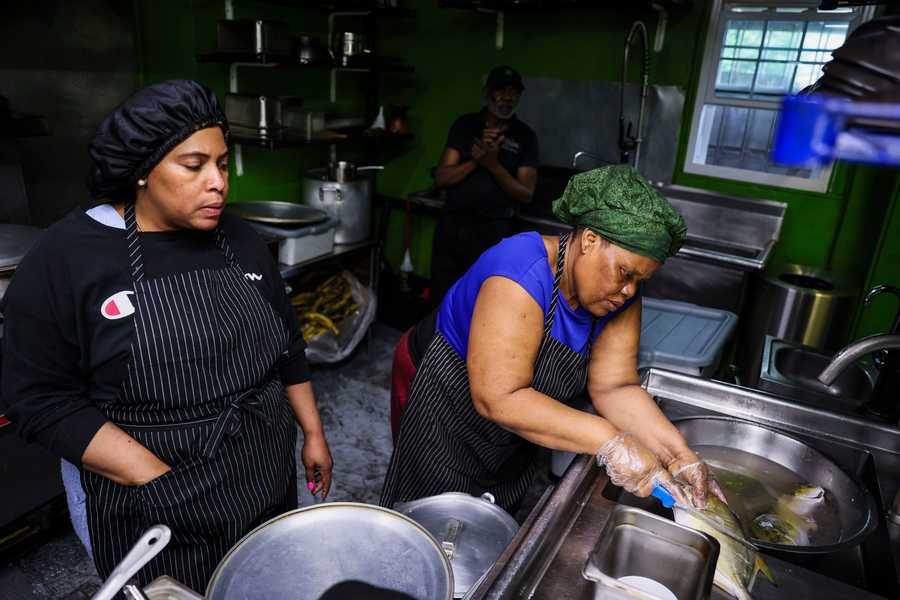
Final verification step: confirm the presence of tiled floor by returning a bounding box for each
[0,323,551,599]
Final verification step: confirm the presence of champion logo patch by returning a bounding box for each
[244,272,263,282]
[101,291,136,320]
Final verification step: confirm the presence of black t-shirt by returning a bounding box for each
[0,209,308,464]
[444,110,539,219]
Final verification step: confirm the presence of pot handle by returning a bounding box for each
[480,492,497,505]
[319,185,343,203]
[441,518,464,561]
[357,165,385,173]
[319,186,343,222]
[93,525,172,600]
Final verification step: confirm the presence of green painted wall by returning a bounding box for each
[374,0,712,278]
[853,180,900,338]
[133,0,899,337]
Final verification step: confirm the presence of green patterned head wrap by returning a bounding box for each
[552,165,687,263]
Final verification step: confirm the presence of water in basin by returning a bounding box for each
[694,444,842,547]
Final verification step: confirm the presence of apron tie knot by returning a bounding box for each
[203,385,274,459]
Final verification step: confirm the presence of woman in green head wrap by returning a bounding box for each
[382,165,724,513]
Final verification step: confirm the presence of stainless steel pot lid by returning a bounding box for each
[205,503,454,600]
[395,493,519,598]
[227,201,329,226]
[0,225,43,271]
[674,416,877,553]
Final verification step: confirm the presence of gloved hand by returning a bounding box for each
[668,457,728,509]
[595,433,689,505]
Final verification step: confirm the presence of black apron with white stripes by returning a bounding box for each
[81,203,297,593]
[380,233,593,511]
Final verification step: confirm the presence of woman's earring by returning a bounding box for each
[137,179,147,187]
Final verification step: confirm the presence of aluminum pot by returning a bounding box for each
[395,492,519,598]
[295,34,328,65]
[302,166,381,244]
[140,503,454,599]
[332,31,370,66]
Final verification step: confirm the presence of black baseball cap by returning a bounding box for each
[485,65,524,92]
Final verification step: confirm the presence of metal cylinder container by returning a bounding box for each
[738,263,857,387]
[301,167,373,245]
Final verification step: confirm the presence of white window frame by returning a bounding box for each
[683,0,874,192]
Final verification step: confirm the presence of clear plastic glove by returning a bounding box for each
[595,433,689,505]
[668,458,728,509]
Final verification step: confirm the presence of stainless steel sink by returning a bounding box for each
[641,369,900,598]
[758,336,876,413]
[469,370,900,600]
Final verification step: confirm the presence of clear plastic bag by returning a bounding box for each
[304,270,377,364]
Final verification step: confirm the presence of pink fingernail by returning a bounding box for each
[307,482,316,491]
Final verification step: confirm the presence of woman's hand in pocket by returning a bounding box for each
[81,422,172,487]
[132,459,172,486]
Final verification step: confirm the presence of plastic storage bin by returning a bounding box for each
[244,217,338,266]
[638,297,738,377]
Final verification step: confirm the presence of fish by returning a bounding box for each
[674,497,774,600]
[779,484,825,517]
[750,484,824,546]
[750,512,810,545]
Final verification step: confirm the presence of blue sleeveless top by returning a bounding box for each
[436,232,637,360]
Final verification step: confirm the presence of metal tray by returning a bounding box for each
[205,502,454,600]
[583,505,719,600]
[227,201,329,226]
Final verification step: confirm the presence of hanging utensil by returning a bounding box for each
[92,525,172,600]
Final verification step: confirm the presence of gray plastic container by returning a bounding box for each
[638,297,738,377]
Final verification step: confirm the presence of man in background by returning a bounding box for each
[430,65,539,302]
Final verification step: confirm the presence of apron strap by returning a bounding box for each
[215,227,241,270]
[546,231,598,340]
[124,202,145,283]
[544,232,569,335]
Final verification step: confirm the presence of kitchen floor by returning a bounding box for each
[0,323,551,599]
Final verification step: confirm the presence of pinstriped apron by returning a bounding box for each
[380,232,594,511]
[81,203,297,593]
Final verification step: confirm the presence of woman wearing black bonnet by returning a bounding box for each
[1,79,333,591]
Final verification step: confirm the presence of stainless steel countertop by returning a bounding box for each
[528,471,885,600]
[470,369,899,600]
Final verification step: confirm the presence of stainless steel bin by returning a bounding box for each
[738,263,857,387]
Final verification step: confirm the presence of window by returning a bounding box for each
[684,1,872,191]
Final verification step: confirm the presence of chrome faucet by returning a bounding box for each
[864,284,900,334]
[619,21,649,169]
[818,284,900,421]
[818,333,900,385]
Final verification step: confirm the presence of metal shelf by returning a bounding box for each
[278,239,379,280]
[239,1,415,17]
[196,52,414,73]
[231,131,413,150]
